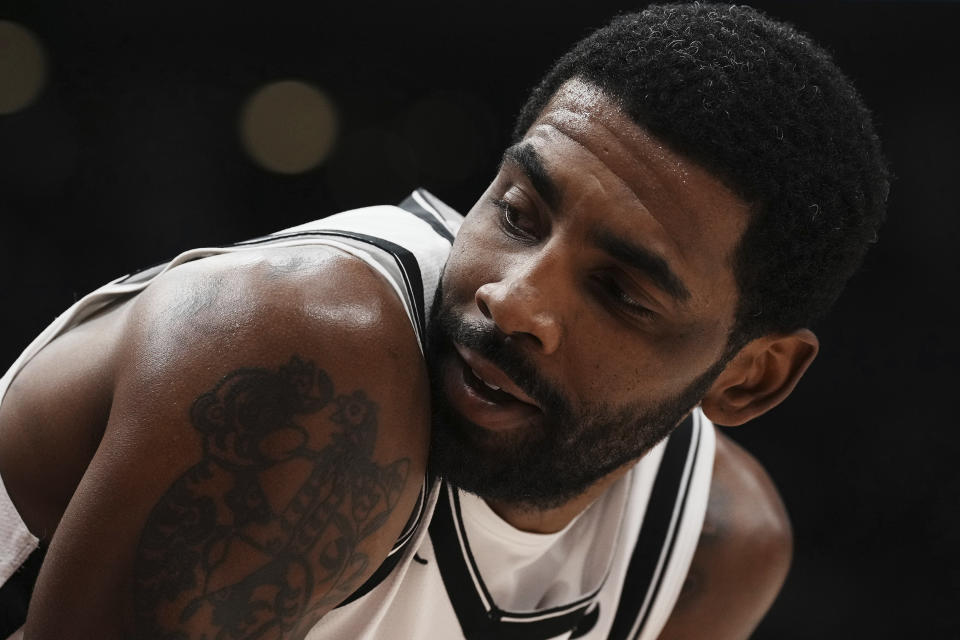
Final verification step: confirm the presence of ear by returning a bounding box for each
[700,329,819,426]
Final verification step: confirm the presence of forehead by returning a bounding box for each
[520,79,751,318]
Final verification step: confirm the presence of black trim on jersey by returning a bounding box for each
[429,483,597,640]
[118,191,459,288]
[451,487,601,620]
[233,229,430,344]
[608,415,698,640]
[389,479,428,554]
[628,434,700,639]
[429,417,701,639]
[428,491,490,635]
[334,548,405,609]
[399,192,456,242]
[416,189,464,224]
[416,189,466,226]
[570,602,601,638]
[109,196,459,612]
[317,230,428,344]
[335,480,428,609]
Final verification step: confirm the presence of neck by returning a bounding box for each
[484,464,633,534]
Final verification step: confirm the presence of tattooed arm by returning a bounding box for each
[657,432,794,639]
[23,247,430,639]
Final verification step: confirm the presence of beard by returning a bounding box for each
[425,285,729,511]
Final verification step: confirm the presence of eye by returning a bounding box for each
[491,197,539,241]
[594,274,655,318]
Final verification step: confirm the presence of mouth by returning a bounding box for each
[439,343,542,433]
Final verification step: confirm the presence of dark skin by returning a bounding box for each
[434,78,814,634]
[0,248,432,638]
[0,79,816,638]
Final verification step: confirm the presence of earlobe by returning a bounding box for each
[701,329,819,426]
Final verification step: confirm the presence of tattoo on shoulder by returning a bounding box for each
[133,355,411,639]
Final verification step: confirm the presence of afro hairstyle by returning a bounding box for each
[513,2,889,351]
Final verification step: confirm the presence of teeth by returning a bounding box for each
[471,368,501,391]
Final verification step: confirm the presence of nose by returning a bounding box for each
[475,263,564,354]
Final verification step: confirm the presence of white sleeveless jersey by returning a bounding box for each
[316,412,715,640]
[0,189,716,639]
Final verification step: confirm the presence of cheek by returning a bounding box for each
[441,245,479,309]
[568,337,702,407]
[443,219,500,301]
[572,351,647,403]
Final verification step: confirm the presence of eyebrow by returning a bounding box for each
[592,230,692,303]
[502,141,691,304]
[501,142,562,210]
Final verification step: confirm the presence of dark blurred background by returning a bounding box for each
[0,1,957,637]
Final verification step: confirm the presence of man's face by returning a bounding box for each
[426,79,751,509]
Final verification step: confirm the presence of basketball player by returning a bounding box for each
[0,4,887,638]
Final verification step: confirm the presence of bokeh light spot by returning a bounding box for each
[239,79,338,174]
[0,21,48,115]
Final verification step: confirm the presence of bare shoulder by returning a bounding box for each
[25,246,431,639]
[658,429,792,640]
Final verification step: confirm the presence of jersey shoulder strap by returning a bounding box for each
[610,410,716,640]
[232,189,461,350]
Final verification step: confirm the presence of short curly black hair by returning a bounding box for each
[514,2,889,350]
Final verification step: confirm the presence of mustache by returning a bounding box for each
[434,306,568,417]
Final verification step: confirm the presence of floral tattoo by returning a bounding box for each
[133,356,410,639]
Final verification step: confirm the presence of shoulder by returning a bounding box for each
[704,431,793,564]
[115,245,429,425]
[123,242,430,424]
[25,245,431,638]
[658,429,792,640]
[134,244,416,343]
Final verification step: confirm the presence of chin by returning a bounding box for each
[427,405,627,511]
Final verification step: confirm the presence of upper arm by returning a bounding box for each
[657,431,793,640]
[25,248,430,639]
